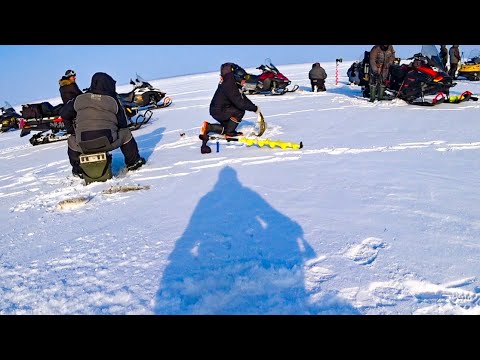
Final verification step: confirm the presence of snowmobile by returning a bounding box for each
[0,102,22,132]
[18,101,65,144]
[117,74,172,109]
[387,45,457,105]
[20,101,153,146]
[242,58,299,95]
[457,49,480,81]
[350,46,466,105]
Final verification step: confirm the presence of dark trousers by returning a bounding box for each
[211,108,246,135]
[449,63,458,78]
[68,128,140,170]
[310,79,326,92]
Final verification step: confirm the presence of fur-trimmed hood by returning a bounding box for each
[59,78,76,87]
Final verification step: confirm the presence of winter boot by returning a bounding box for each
[377,85,385,101]
[369,85,377,102]
[127,157,146,171]
[72,167,84,179]
[200,135,211,154]
[200,121,210,136]
[199,121,212,154]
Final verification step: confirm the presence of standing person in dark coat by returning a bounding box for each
[60,72,145,178]
[308,62,327,92]
[199,63,261,154]
[449,45,461,79]
[439,45,448,72]
[369,45,396,102]
[59,69,83,104]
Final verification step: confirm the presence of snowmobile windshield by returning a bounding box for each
[1,101,14,114]
[420,45,445,72]
[265,58,279,74]
[1,102,19,116]
[135,74,153,89]
[467,49,480,63]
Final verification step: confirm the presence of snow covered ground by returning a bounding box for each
[1,60,479,315]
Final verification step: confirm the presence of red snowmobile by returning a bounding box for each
[387,45,458,105]
[242,58,299,95]
[350,45,477,105]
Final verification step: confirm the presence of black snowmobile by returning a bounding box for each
[20,100,153,146]
[117,74,172,109]
[387,45,457,105]
[0,102,22,132]
[349,46,475,105]
[18,101,66,144]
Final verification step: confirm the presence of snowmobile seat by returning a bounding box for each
[40,102,55,117]
[78,136,116,184]
[118,90,135,103]
[51,103,63,116]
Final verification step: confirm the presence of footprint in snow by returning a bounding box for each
[344,237,386,265]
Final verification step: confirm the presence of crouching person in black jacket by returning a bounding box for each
[60,72,145,178]
[309,62,327,92]
[199,62,260,154]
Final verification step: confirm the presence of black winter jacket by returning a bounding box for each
[209,72,257,120]
[59,78,83,104]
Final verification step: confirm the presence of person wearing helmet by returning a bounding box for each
[368,45,396,102]
[199,62,261,154]
[60,72,145,178]
[59,69,83,104]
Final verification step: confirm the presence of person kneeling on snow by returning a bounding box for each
[60,72,145,178]
[309,62,327,92]
[199,62,260,154]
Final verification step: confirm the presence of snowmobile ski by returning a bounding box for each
[257,84,299,96]
[29,131,70,146]
[128,109,153,130]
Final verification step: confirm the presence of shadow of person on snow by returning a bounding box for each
[154,166,358,314]
[110,126,165,174]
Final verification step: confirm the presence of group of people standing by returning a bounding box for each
[367,45,462,102]
[440,45,461,79]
